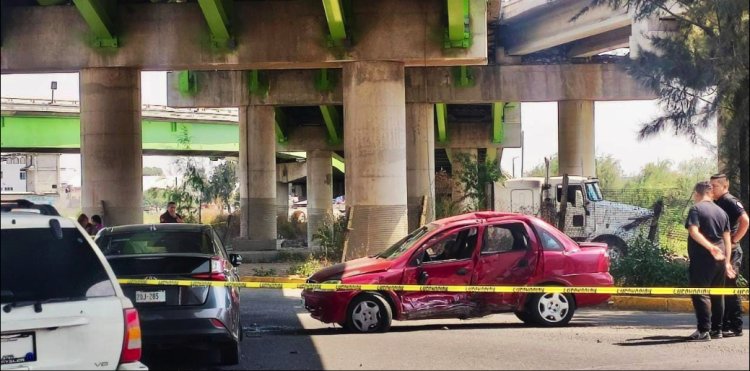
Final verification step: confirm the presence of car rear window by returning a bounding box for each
[1,227,115,304]
[97,231,215,256]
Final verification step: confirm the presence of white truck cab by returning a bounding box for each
[494,176,653,260]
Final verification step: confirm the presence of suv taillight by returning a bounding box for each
[191,257,229,281]
[120,308,142,364]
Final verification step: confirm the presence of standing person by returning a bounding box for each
[710,173,748,337]
[160,201,184,223]
[684,181,734,341]
[90,214,105,235]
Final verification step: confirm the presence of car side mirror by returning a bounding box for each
[417,270,429,285]
[229,253,243,266]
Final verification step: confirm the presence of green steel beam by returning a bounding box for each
[314,69,337,92]
[177,71,198,96]
[197,0,234,49]
[322,0,347,45]
[435,103,448,144]
[445,0,471,48]
[453,66,474,87]
[332,152,346,173]
[72,0,118,48]
[274,108,287,144]
[319,105,341,145]
[492,102,504,144]
[248,70,270,98]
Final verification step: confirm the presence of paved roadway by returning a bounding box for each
[145,290,750,370]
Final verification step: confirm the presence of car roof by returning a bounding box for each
[99,223,210,234]
[1,212,77,229]
[434,211,521,226]
[0,199,61,216]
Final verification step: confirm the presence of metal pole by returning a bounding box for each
[520,130,525,176]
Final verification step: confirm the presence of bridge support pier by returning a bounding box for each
[343,61,408,260]
[306,150,333,249]
[80,68,143,226]
[237,105,277,251]
[406,103,435,232]
[558,100,596,177]
[276,182,289,225]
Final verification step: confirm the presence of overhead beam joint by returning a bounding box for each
[445,0,471,48]
[322,0,349,47]
[72,0,118,48]
[197,0,235,49]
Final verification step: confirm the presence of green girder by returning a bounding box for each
[248,70,270,98]
[445,0,471,49]
[274,108,288,144]
[492,102,504,144]
[435,103,448,144]
[319,105,342,145]
[322,0,347,46]
[197,0,234,49]
[177,71,198,96]
[72,0,118,48]
[453,66,474,87]
[314,69,337,92]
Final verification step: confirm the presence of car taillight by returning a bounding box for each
[120,308,142,364]
[598,253,610,273]
[192,257,229,281]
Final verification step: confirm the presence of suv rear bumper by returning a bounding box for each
[117,361,149,370]
[139,309,236,348]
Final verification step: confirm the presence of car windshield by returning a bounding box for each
[97,230,215,256]
[376,224,436,260]
[1,226,115,304]
[585,182,603,202]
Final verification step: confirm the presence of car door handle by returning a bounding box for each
[456,268,468,276]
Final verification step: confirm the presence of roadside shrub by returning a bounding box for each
[610,236,688,287]
[287,258,325,277]
[435,195,463,219]
[312,213,347,263]
[277,217,306,240]
[251,267,277,277]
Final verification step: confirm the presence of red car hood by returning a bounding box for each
[310,257,394,282]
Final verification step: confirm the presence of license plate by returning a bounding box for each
[1,332,36,365]
[135,290,166,303]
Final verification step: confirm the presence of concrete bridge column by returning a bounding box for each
[237,105,277,250]
[276,182,289,223]
[406,103,435,231]
[80,68,142,226]
[343,61,408,260]
[558,100,595,177]
[306,150,333,248]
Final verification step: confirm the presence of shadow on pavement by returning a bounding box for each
[614,335,688,346]
[142,289,324,370]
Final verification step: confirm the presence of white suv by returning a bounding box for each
[1,213,148,370]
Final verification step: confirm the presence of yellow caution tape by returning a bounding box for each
[117,279,750,296]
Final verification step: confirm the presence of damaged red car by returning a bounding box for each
[302,212,613,333]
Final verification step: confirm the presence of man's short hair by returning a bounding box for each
[710,173,729,184]
[167,201,177,207]
[694,181,712,195]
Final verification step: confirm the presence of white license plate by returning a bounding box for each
[1,332,36,365]
[135,290,166,303]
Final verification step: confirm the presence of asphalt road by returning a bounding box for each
[144,289,750,370]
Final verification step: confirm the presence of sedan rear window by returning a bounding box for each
[1,228,115,304]
[97,231,215,256]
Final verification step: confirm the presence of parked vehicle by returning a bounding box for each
[95,224,243,365]
[494,176,653,260]
[1,213,146,370]
[0,199,60,216]
[302,212,613,333]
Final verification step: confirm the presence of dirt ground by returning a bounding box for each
[237,262,298,277]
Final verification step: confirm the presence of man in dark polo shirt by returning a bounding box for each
[684,181,733,341]
[160,201,184,223]
[711,173,749,337]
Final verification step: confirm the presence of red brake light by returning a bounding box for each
[192,257,229,281]
[120,308,142,364]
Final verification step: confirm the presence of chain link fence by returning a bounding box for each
[602,188,693,256]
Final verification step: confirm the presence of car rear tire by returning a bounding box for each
[525,292,575,327]
[346,293,392,333]
[219,340,240,365]
[514,310,533,325]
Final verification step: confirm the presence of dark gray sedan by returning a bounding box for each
[95,223,242,365]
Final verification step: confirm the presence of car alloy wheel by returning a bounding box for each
[346,294,392,333]
[525,292,575,327]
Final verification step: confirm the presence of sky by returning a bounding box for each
[1,72,717,185]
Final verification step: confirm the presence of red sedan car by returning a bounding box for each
[302,212,613,333]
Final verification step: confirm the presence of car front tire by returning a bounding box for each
[345,293,392,333]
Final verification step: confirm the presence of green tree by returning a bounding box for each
[453,152,504,211]
[207,159,238,214]
[595,154,624,189]
[525,155,558,177]
[579,0,749,237]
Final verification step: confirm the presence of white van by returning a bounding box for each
[1,213,147,370]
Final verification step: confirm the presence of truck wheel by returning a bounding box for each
[594,236,628,263]
[526,293,575,327]
[346,293,392,333]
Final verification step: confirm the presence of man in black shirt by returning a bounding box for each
[684,181,733,341]
[711,173,748,337]
[160,201,184,223]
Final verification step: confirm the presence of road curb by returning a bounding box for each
[610,296,749,312]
